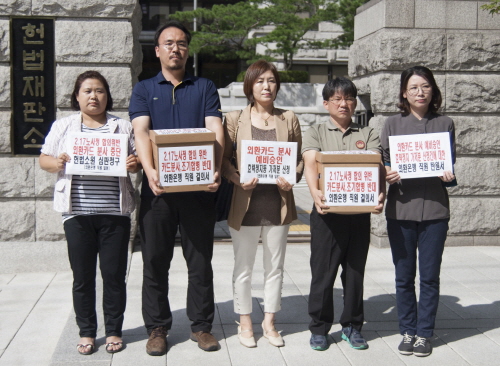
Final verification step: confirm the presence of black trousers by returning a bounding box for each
[64,215,130,338]
[308,208,370,335]
[139,192,216,334]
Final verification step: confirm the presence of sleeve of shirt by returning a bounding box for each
[365,126,382,154]
[204,80,222,118]
[443,116,458,187]
[129,81,151,121]
[119,120,136,156]
[128,127,137,156]
[449,117,456,165]
[40,119,63,157]
[380,117,392,166]
[290,112,304,182]
[221,111,239,180]
[301,125,320,154]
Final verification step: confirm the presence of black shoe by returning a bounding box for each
[398,332,414,355]
[310,334,329,351]
[341,325,368,350]
[413,336,432,357]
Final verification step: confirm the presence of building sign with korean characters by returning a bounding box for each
[11,18,55,155]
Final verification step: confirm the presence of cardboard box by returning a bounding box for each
[150,128,216,193]
[316,151,381,214]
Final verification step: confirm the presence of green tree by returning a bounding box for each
[481,0,500,14]
[331,0,370,48]
[260,0,369,70]
[170,2,269,62]
[171,0,370,70]
[256,0,338,70]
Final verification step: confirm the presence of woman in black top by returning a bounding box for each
[381,66,456,357]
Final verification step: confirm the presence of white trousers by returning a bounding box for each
[230,225,290,314]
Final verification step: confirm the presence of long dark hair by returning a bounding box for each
[398,66,442,115]
[70,70,113,111]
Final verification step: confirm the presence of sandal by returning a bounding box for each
[76,343,94,355]
[105,341,124,354]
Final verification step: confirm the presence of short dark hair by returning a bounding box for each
[243,60,280,103]
[154,20,191,46]
[70,70,113,111]
[398,66,442,115]
[322,77,357,101]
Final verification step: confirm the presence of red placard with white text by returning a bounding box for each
[388,132,453,179]
[323,167,379,206]
[240,140,297,184]
[65,132,128,176]
[157,145,214,186]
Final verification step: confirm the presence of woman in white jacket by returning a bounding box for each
[39,71,140,355]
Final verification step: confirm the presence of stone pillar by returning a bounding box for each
[350,0,500,247]
[0,1,142,245]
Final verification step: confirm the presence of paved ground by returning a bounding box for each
[1,186,500,366]
[2,244,500,366]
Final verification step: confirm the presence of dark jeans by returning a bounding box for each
[139,192,216,334]
[308,208,370,335]
[387,218,449,338]
[64,215,130,338]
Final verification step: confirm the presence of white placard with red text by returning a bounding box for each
[240,140,297,184]
[389,132,453,179]
[65,132,128,177]
[157,145,214,186]
[323,167,379,206]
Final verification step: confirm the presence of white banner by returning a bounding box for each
[158,145,214,186]
[239,140,297,184]
[389,132,453,179]
[65,132,128,177]
[323,167,379,206]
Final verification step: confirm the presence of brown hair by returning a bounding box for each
[398,66,442,115]
[243,60,280,103]
[70,70,113,111]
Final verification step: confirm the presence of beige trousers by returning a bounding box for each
[230,225,290,314]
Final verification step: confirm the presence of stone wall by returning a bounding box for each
[351,0,500,247]
[0,1,143,243]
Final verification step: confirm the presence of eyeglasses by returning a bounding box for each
[328,97,356,106]
[406,85,432,96]
[160,41,188,51]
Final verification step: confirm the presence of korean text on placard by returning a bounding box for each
[323,167,379,206]
[158,145,214,186]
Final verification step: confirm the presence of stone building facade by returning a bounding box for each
[349,0,500,246]
[0,1,142,252]
[1,0,498,259]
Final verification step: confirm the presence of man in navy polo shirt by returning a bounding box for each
[129,20,224,356]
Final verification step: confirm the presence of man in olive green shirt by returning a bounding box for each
[302,77,385,351]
